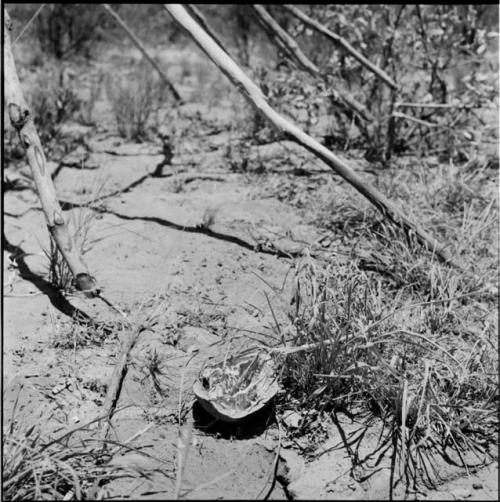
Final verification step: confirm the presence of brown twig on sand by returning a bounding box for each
[99,321,146,442]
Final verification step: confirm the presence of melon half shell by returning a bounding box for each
[193,349,280,422]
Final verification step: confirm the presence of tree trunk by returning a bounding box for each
[162,4,460,269]
[3,8,99,295]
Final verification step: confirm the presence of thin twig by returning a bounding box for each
[283,4,397,90]
[392,112,449,129]
[395,102,478,110]
[100,323,149,443]
[101,3,182,103]
[13,4,46,45]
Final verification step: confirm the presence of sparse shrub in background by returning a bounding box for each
[28,62,83,149]
[36,4,103,60]
[242,66,311,145]
[106,63,167,142]
[260,5,498,163]
[77,71,104,126]
[224,139,267,174]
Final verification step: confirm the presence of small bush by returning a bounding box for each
[36,4,102,60]
[274,252,497,486]
[106,63,167,142]
[27,62,83,151]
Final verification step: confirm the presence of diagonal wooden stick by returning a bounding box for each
[3,8,99,296]
[101,3,183,103]
[163,4,461,269]
[100,323,144,442]
[250,4,319,75]
[184,4,229,55]
[249,4,373,122]
[283,4,398,90]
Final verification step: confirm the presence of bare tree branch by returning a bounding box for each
[283,4,398,90]
[101,3,182,103]
[250,4,319,75]
[162,4,461,269]
[3,8,99,296]
[250,4,373,122]
[184,4,229,55]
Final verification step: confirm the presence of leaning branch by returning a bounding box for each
[250,4,319,75]
[3,8,99,295]
[101,3,182,103]
[163,4,461,269]
[283,4,398,90]
[250,4,373,122]
[184,4,229,55]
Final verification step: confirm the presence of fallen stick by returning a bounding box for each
[163,4,461,269]
[283,4,397,90]
[100,320,146,441]
[101,3,183,103]
[4,8,99,296]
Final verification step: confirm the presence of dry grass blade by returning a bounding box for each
[174,422,193,500]
[266,249,497,490]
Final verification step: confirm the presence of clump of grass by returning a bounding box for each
[3,384,175,500]
[106,62,167,142]
[43,175,106,293]
[274,251,498,489]
[2,393,108,500]
[49,314,119,349]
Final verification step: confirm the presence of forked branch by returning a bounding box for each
[249,4,373,122]
[3,8,99,296]
[163,4,461,269]
[282,4,398,90]
[250,4,319,75]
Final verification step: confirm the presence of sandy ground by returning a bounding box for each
[3,45,498,499]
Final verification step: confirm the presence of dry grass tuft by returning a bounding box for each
[272,246,498,488]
